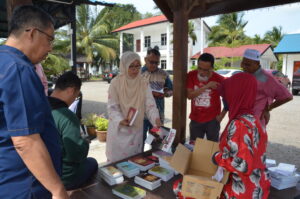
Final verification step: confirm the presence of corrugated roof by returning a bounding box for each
[191,44,272,59]
[112,15,168,33]
[274,34,300,54]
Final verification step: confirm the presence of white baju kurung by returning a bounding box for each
[106,85,159,163]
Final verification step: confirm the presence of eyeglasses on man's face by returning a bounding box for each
[26,28,55,45]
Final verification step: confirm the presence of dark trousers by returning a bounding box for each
[143,119,153,142]
[65,157,98,190]
[189,119,220,142]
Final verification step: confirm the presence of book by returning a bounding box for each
[148,166,174,181]
[134,173,161,190]
[152,88,164,94]
[127,107,138,126]
[112,183,146,199]
[116,161,140,178]
[148,126,176,153]
[128,156,156,171]
[99,172,124,186]
[99,166,122,178]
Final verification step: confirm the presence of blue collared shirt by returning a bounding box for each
[0,45,62,199]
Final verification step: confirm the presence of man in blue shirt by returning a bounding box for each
[141,47,173,143]
[0,5,68,199]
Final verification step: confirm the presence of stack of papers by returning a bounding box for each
[116,161,140,178]
[99,166,124,186]
[148,166,174,181]
[134,173,161,190]
[268,163,300,190]
[112,183,146,199]
[128,156,156,171]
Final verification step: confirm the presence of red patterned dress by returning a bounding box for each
[214,114,271,199]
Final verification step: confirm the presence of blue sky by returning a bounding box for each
[103,0,300,37]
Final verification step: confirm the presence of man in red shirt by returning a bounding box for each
[187,53,225,141]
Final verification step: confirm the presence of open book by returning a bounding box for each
[127,107,138,126]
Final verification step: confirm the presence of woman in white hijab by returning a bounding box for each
[106,51,161,163]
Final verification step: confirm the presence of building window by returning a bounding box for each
[144,36,151,48]
[192,60,196,66]
[161,60,167,69]
[161,33,167,46]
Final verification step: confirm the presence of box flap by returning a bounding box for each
[190,138,219,175]
[182,175,224,199]
[170,144,191,175]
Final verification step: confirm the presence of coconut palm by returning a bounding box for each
[76,5,118,65]
[209,12,248,47]
[264,26,284,48]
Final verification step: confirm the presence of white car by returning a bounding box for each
[216,69,243,78]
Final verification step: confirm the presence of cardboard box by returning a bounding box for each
[170,138,229,199]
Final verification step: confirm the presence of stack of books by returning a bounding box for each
[268,163,300,190]
[116,161,140,178]
[152,150,179,175]
[148,166,174,181]
[128,156,155,171]
[112,183,146,199]
[99,166,124,186]
[266,159,277,168]
[134,173,161,190]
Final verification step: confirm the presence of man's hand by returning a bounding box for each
[52,187,69,199]
[260,110,270,125]
[205,81,219,89]
[120,119,130,126]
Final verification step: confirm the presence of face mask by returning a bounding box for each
[198,73,209,82]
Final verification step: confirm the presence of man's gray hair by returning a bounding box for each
[8,5,54,36]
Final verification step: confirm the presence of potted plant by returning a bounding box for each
[81,113,97,137]
[94,116,109,142]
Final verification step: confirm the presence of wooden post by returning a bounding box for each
[172,7,188,144]
[6,0,32,20]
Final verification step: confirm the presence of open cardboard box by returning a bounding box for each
[170,138,229,199]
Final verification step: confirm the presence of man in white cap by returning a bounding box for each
[241,48,293,128]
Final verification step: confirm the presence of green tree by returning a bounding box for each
[251,34,265,44]
[264,26,284,48]
[188,21,197,44]
[209,12,248,47]
[76,5,118,65]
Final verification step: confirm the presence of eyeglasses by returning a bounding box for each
[198,66,212,72]
[26,28,55,45]
[129,64,141,70]
[149,60,160,65]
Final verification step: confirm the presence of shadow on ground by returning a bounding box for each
[267,142,300,168]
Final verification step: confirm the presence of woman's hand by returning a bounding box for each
[155,118,162,128]
[119,119,130,126]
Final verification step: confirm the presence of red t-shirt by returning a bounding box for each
[186,70,225,123]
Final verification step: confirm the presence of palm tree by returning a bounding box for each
[188,21,197,44]
[76,5,118,65]
[252,34,265,44]
[209,12,248,47]
[264,26,284,48]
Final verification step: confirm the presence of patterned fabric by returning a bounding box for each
[106,85,159,163]
[141,66,173,122]
[215,114,270,199]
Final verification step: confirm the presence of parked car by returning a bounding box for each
[292,69,300,95]
[216,69,243,78]
[266,69,291,88]
[102,69,119,83]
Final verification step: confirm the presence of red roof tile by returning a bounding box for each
[191,44,272,59]
[112,15,168,33]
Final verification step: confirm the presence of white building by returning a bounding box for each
[112,15,211,71]
[274,33,300,83]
